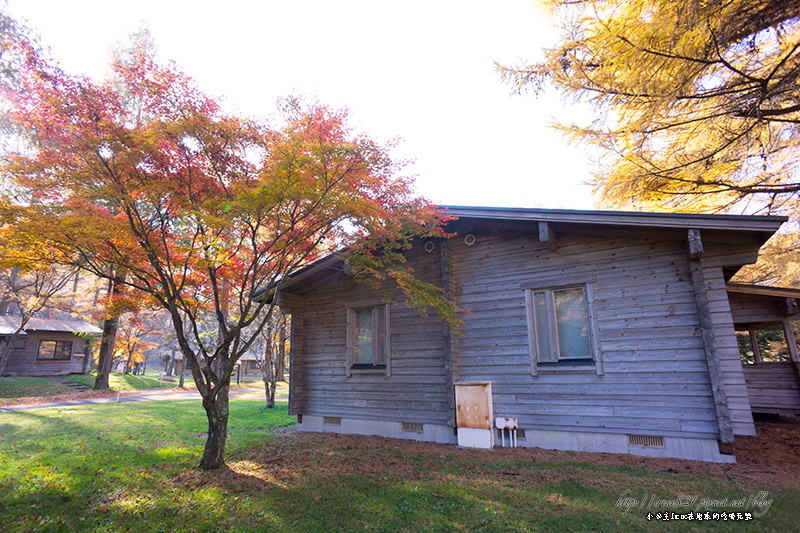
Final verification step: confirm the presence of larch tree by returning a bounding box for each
[499,0,800,286]
[2,41,453,469]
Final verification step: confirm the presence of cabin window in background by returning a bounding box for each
[36,340,72,361]
[346,304,391,376]
[736,328,792,364]
[525,284,601,375]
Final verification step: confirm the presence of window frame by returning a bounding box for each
[36,340,73,362]
[346,303,391,377]
[524,282,602,376]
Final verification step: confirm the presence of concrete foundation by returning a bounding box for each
[519,428,736,463]
[296,415,736,463]
[298,415,456,444]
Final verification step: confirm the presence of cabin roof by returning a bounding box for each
[0,316,103,335]
[442,205,786,233]
[262,206,786,298]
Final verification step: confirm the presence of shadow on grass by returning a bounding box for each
[0,404,206,531]
[0,399,300,532]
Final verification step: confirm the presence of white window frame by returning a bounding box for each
[346,303,391,377]
[524,282,603,376]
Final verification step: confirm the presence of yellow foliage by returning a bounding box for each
[500,0,800,286]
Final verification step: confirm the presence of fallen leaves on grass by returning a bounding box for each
[169,418,800,500]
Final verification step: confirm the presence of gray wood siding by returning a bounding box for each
[700,266,756,436]
[449,229,721,440]
[293,247,451,425]
[2,332,89,377]
[700,235,764,436]
[742,363,800,414]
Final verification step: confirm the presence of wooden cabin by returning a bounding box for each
[273,206,787,463]
[0,316,102,377]
[238,354,263,376]
[726,284,800,416]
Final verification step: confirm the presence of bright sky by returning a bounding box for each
[5,0,598,210]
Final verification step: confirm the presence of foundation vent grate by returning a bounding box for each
[402,422,423,433]
[323,416,341,426]
[627,434,665,448]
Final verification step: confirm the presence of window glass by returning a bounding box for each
[38,340,56,360]
[554,288,591,359]
[355,309,374,364]
[37,340,72,361]
[54,341,72,360]
[736,328,791,363]
[349,305,388,371]
[755,329,790,363]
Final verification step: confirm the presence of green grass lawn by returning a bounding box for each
[0,377,74,399]
[1,399,798,532]
[68,371,182,391]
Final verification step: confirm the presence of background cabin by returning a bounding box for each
[727,284,800,416]
[0,316,102,377]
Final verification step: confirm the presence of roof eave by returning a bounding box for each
[442,206,787,233]
[726,283,800,299]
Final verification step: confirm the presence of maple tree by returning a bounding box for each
[499,0,800,286]
[1,38,450,469]
[113,311,159,373]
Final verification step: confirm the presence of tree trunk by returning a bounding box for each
[166,350,176,376]
[94,316,118,390]
[94,272,124,390]
[0,333,18,375]
[267,356,276,409]
[263,325,276,409]
[276,315,287,381]
[199,383,229,470]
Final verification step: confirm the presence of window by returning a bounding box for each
[524,284,602,375]
[37,340,73,361]
[736,328,792,364]
[346,304,391,376]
